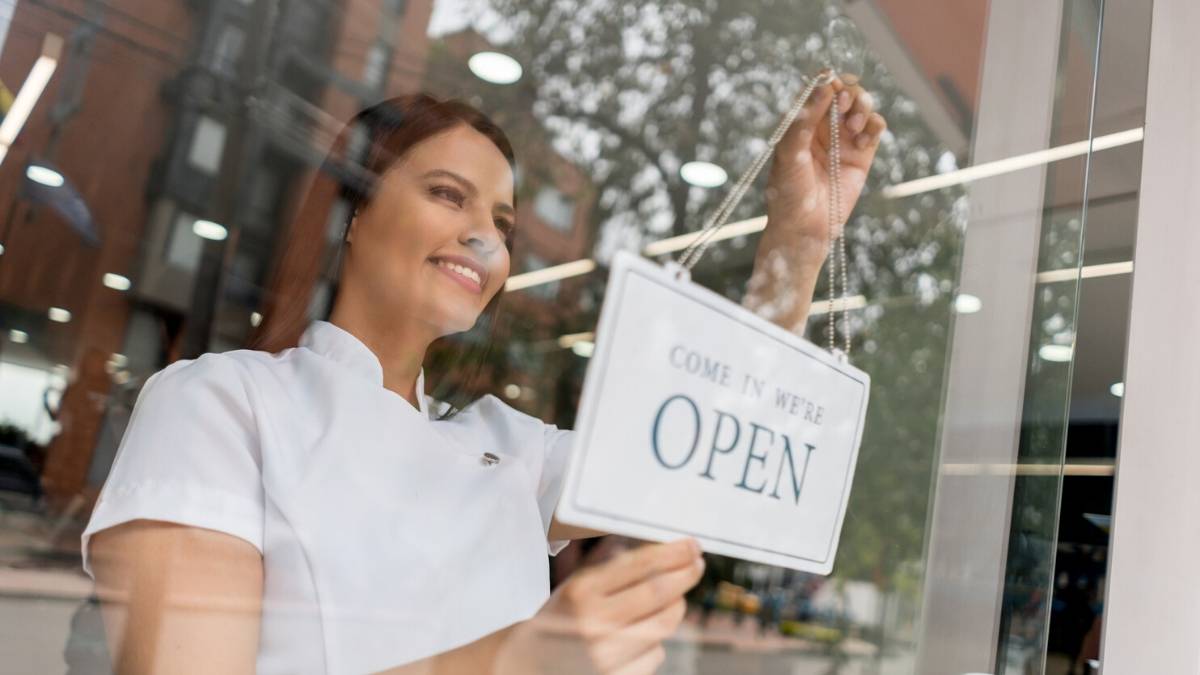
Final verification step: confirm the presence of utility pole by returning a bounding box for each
[181,0,280,358]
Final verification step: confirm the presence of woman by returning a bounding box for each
[83,83,885,674]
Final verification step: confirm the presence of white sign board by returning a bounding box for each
[556,251,870,574]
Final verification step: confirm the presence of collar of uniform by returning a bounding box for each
[299,321,431,416]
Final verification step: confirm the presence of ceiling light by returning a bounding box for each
[25,164,64,187]
[680,161,728,188]
[882,127,1144,200]
[0,242,5,255]
[642,216,767,257]
[506,259,596,291]
[808,295,868,315]
[192,219,228,241]
[48,306,71,323]
[1036,260,1134,284]
[1038,344,1073,362]
[108,353,128,368]
[468,52,522,84]
[103,272,131,291]
[250,311,263,327]
[1110,381,1125,398]
[557,331,595,349]
[0,34,63,166]
[571,340,595,358]
[503,384,522,399]
[9,329,28,343]
[953,294,983,314]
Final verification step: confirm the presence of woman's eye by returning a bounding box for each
[431,186,464,206]
[495,218,514,234]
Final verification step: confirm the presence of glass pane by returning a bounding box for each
[0,1,1114,673]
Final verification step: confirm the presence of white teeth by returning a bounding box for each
[436,260,481,285]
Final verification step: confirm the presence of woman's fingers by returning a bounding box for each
[591,599,687,671]
[855,112,887,150]
[777,80,835,161]
[598,553,704,623]
[608,644,667,675]
[585,539,701,595]
[841,82,873,135]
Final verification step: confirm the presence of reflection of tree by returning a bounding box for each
[485,0,846,246]
[446,0,971,645]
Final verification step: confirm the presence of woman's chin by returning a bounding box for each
[433,310,484,336]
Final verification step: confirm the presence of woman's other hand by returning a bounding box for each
[767,74,886,248]
[496,538,704,675]
[745,75,887,333]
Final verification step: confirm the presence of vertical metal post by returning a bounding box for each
[1099,0,1200,671]
[914,2,1065,673]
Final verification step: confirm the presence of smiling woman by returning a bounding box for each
[252,94,518,415]
[78,81,884,674]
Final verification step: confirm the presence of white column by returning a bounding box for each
[1100,0,1200,670]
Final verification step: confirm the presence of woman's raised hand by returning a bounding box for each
[745,75,887,332]
[496,538,704,675]
[766,74,886,247]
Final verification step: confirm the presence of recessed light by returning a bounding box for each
[9,329,28,343]
[953,293,983,314]
[572,340,595,358]
[48,306,71,323]
[1038,344,1073,362]
[468,52,522,84]
[103,272,131,291]
[192,219,228,241]
[680,161,728,188]
[503,383,522,399]
[1110,381,1125,397]
[25,163,64,187]
[250,311,263,327]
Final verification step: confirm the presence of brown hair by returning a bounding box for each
[250,93,517,416]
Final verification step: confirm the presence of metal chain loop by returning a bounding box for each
[676,68,851,357]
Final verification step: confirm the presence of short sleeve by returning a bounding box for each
[539,425,575,556]
[80,354,264,578]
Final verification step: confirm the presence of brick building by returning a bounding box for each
[0,0,435,509]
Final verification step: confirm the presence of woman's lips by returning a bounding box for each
[429,257,485,294]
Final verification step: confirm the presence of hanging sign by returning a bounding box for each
[556,251,869,574]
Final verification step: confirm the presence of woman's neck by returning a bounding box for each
[328,301,434,408]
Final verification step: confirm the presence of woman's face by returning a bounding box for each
[345,125,515,336]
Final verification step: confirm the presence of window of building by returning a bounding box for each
[211,23,246,77]
[533,185,575,233]
[187,116,227,174]
[364,43,389,89]
[165,211,203,271]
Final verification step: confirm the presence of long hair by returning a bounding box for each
[250,93,517,417]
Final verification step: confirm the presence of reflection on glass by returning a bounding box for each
[0,0,1122,673]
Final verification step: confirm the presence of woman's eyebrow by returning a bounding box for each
[422,168,515,216]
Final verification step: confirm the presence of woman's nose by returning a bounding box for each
[460,212,504,253]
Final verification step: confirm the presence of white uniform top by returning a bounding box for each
[81,320,575,674]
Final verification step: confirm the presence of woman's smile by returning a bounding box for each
[429,254,488,294]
